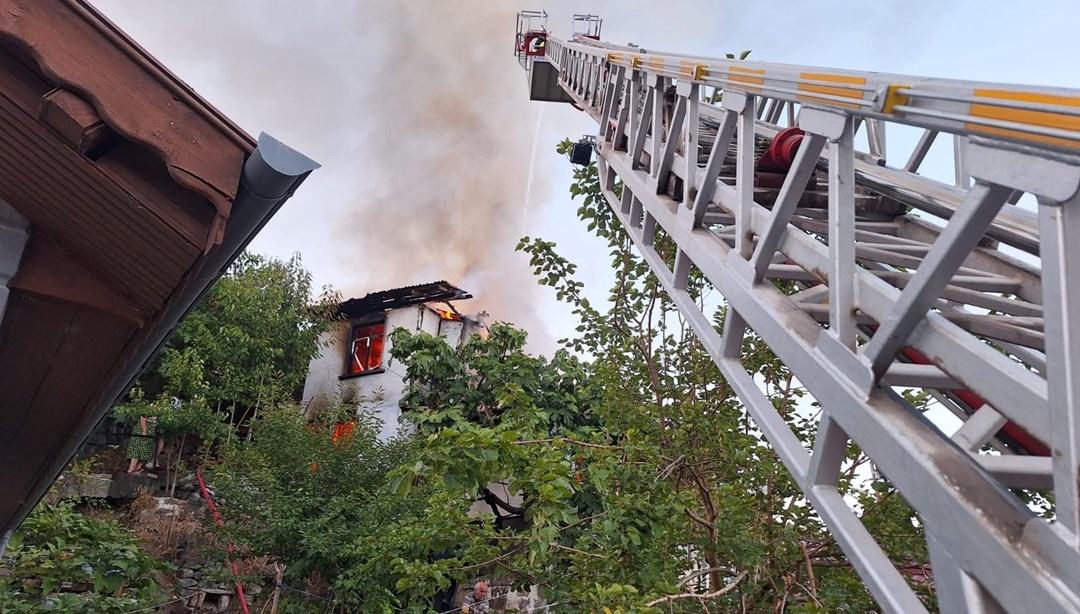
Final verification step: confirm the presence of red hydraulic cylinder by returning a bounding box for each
[757,127,805,172]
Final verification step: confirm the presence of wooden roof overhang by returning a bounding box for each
[0,0,318,537]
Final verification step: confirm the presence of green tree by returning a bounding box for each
[212,401,454,613]
[386,324,693,612]
[115,253,339,457]
[147,252,339,413]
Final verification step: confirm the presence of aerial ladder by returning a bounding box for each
[516,12,1080,613]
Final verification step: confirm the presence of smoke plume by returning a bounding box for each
[92,0,554,350]
[338,3,549,342]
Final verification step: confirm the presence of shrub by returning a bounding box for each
[0,502,167,612]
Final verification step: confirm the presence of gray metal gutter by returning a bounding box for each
[0,133,318,540]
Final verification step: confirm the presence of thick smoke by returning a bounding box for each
[93,1,554,350]
[336,3,549,339]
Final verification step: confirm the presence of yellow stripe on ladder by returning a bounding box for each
[968,89,1080,149]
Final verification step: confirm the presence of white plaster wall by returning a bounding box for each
[438,319,464,347]
[301,305,486,442]
[418,307,441,336]
[300,322,349,404]
[462,316,486,343]
[302,306,428,441]
[357,307,421,440]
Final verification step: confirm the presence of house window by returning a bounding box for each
[346,322,385,375]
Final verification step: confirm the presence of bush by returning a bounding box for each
[212,402,437,612]
[0,502,167,612]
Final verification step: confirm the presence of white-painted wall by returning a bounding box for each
[438,319,464,347]
[301,304,482,441]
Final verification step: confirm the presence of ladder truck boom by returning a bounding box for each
[517,14,1080,613]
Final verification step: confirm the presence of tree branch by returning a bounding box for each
[513,437,621,450]
[656,454,685,482]
[551,543,606,559]
[799,540,818,598]
[481,487,525,516]
[646,572,747,607]
[451,544,528,572]
[677,566,734,588]
[685,508,715,531]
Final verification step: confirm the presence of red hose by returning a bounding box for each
[196,470,251,614]
[790,269,1049,456]
[896,347,1050,456]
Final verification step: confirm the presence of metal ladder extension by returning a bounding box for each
[542,34,1080,613]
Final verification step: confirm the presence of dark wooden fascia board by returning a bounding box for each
[0,0,251,245]
[64,0,256,152]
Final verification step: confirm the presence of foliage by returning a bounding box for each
[212,402,438,613]
[114,252,339,452]
[113,388,228,447]
[161,253,339,409]
[0,502,166,613]
[211,140,932,611]
[387,324,694,612]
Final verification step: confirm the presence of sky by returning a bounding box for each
[93,0,1080,355]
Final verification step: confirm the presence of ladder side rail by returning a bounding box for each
[549,36,1080,155]
[629,79,1058,464]
[550,36,1050,257]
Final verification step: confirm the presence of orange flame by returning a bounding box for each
[433,307,461,321]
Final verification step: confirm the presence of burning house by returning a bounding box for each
[302,281,546,610]
[301,281,485,441]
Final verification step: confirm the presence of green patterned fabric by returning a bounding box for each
[125,421,157,461]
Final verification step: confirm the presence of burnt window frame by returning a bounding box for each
[341,316,386,379]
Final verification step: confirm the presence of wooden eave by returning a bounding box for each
[0,0,266,534]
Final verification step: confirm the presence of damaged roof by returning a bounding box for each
[339,280,473,318]
[0,0,317,537]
